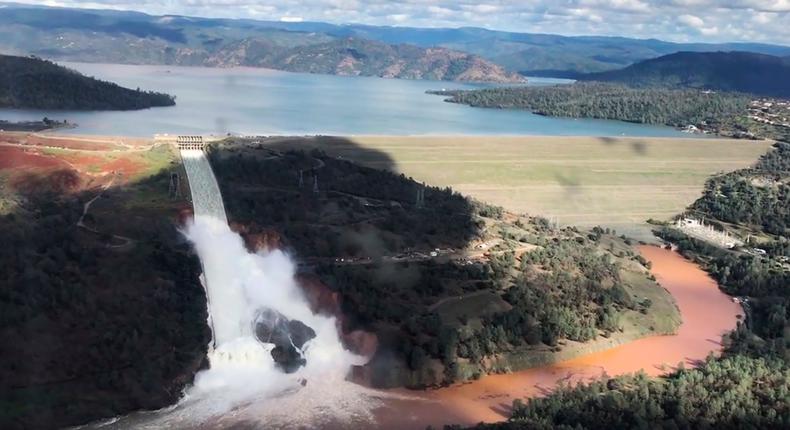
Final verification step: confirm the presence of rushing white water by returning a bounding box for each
[181,150,228,225]
[88,149,384,429]
[89,213,385,427]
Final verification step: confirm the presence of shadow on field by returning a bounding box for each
[597,136,648,155]
[549,136,652,219]
[208,137,485,388]
[210,136,481,258]
[0,135,484,429]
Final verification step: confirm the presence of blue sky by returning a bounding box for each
[14,1,790,45]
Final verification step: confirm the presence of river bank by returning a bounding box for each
[372,245,742,429]
[0,118,74,132]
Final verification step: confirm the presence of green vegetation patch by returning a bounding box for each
[0,54,175,110]
[0,161,208,430]
[457,129,790,430]
[431,82,750,127]
[210,142,679,388]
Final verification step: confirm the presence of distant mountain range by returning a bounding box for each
[0,54,175,110]
[201,37,524,82]
[1,2,789,81]
[579,52,790,98]
[0,3,521,83]
[326,26,790,77]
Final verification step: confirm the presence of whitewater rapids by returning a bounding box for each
[86,149,388,429]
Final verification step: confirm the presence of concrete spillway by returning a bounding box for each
[181,150,228,225]
[180,149,259,354]
[149,147,375,430]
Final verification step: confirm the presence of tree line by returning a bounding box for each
[209,146,659,389]
[0,54,175,110]
[430,82,750,127]
[0,171,209,430]
[691,142,789,236]
[448,137,790,430]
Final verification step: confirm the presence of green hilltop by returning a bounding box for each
[0,54,175,110]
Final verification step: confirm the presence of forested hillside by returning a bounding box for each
[206,37,524,83]
[3,4,790,79]
[458,355,789,430]
[580,51,790,98]
[431,83,750,127]
[454,141,790,430]
[692,142,789,236]
[209,139,678,389]
[0,54,175,110]
[0,153,209,429]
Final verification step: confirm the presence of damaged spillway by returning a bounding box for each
[90,149,382,429]
[181,148,320,370]
[152,148,378,429]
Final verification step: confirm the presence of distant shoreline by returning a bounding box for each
[0,119,75,133]
[24,130,731,141]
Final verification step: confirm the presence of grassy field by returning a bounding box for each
[266,136,772,241]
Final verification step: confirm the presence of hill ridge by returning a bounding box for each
[579,51,790,98]
[0,54,176,110]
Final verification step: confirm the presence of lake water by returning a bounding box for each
[0,63,695,137]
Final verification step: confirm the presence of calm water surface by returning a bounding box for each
[1,63,695,137]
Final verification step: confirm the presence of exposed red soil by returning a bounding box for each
[24,134,118,151]
[296,274,379,366]
[0,145,144,194]
[61,153,106,167]
[11,169,82,196]
[0,133,24,145]
[102,158,144,179]
[0,146,69,170]
[234,223,284,252]
[1,131,152,151]
[176,206,196,226]
[232,224,381,365]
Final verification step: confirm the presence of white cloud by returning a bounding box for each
[280,16,303,23]
[387,13,409,23]
[5,0,790,45]
[678,14,705,28]
[463,4,501,14]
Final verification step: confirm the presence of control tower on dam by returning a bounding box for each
[176,137,228,225]
[154,134,217,150]
[176,135,206,150]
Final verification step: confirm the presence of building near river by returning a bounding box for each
[675,217,742,249]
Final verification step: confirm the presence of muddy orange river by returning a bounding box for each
[373,246,742,429]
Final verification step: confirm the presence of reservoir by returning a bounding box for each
[1,63,696,138]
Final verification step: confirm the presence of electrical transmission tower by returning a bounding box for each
[415,183,425,208]
[169,172,180,199]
